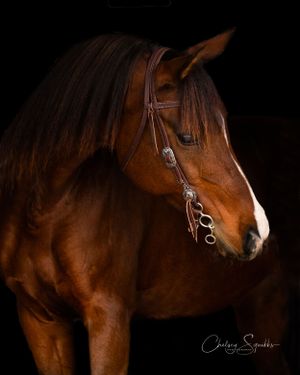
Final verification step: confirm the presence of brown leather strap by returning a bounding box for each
[121,47,180,170]
[121,46,189,194]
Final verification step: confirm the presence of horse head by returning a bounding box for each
[117,30,269,260]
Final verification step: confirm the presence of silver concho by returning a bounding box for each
[182,187,196,202]
[161,147,177,168]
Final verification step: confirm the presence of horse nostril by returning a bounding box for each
[243,229,260,256]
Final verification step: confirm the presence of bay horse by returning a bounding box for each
[0,31,289,374]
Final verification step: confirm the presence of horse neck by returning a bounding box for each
[71,149,154,233]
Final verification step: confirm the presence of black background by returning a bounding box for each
[0,1,299,374]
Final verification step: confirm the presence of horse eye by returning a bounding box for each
[159,82,175,91]
[177,133,198,146]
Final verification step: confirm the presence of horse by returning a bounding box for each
[0,30,290,374]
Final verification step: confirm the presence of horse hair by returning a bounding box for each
[0,34,223,194]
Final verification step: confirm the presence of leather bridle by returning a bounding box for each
[121,47,216,245]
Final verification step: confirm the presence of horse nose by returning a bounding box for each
[243,229,261,257]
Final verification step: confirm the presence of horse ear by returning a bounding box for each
[158,29,235,81]
[158,54,192,80]
[181,28,236,78]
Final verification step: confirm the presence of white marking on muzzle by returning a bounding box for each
[220,115,270,241]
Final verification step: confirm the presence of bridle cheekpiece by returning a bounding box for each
[122,47,216,245]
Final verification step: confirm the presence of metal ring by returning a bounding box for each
[192,202,203,211]
[199,214,214,228]
[205,234,216,245]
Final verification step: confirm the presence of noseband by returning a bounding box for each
[122,48,216,245]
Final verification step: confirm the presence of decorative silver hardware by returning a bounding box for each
[182,187,197,202]
[195,201,216,245]
[199,214,214,229]
[162,147,177,168]
[182,186,216,245]
[193,201,203,211]
[205,233,217,245]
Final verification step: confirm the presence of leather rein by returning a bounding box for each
[121,47,216,245]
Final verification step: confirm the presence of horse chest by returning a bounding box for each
[136,241,276,318]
